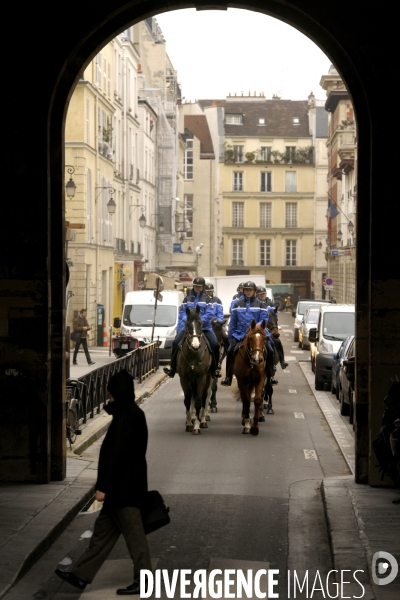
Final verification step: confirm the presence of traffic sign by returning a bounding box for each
[153,291,163,302]
[325,277,333,286]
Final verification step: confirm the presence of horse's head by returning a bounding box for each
[211,317,228,343]
[267,306,280,339]
[246,320,267,365]
[185,306,203,350]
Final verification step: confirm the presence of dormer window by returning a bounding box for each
[293,118,300,125]
[226,114,243,125]
[258,118,265,125]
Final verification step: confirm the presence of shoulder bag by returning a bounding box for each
[140,490,170,535]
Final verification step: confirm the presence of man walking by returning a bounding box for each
[72,308,95,366]
[55,369,152,595]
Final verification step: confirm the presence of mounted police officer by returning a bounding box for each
[230,282,245,313]
[163,277,222,379]
[221,281,273,386]
[205,282,229,353]
[256,285,272,307]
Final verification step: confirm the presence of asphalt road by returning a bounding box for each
[6,312,352,599]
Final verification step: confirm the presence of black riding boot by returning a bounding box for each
[221,349,233,386]
[212,353,222,378]
[163,349,178,378]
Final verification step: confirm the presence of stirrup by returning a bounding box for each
[163,366,175,378]
[221,377,231,386]
[281,361,288,369]
[271,377,278,385]
[213,369,222,378]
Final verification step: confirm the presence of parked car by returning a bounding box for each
[309,304,355,390]
[293,298,334,342]
[338,336,356,422]
[298,306,320,350]
[331,335,354,399]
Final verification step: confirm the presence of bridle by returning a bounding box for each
[244,329,267,367]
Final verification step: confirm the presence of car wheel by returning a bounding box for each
[311,356,315,372]
[335,381,340,400]
[294,329,299,342]
[331,377,336,395]
[340,390,350,416]
[315,373,324,390]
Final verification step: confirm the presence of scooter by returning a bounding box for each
[112,317,141,358]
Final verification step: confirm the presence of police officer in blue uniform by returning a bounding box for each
[163,277,221,379]
[221,281,273,386]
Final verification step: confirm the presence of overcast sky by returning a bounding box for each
[155,8,332,102]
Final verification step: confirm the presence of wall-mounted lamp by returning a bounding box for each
[129,204,147,228]
[65,166,76,198]
[314,237,323,250]
[347,214,355,235]
[336,229,343,242]
[150,214,165,233]
[95,186,117,215]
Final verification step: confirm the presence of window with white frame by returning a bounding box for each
[260,240,271,266]
[260,146,272,161]
[260,171,272,192]
[233,145,244,162]
[285,146,296,160]
[233,171,243,191]
[184,139,193,180]
[232,239,244,265]
[285,171,297,192]
[232,202,244,227]
[184,194,193,237]
[286,240,297,266]
[260,203,271,228]
[286,203,297,228]
[225,114,243,125]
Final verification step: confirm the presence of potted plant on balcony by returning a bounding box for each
[303,145,314,163]
[271,150,283,163]
[224,144,235,163]
[245,151,255,163]
[282,149,294,163]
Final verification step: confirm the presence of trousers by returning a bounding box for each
[73,505,152,584]
[73,337,92,364]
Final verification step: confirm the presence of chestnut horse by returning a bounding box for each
[233,320,267,435]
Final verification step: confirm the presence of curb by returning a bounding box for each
[321,478,375,599]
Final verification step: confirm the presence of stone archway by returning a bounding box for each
[1,2,397,485]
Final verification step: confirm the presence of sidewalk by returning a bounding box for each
[1,357,399,599]
[0,364,168,600]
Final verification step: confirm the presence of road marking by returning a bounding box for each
[291,345,298,348]
[303,449,318,460]
[290,350,304,354]
[284,356,296,361]
[289,389,297,393]
[294,412,305,418]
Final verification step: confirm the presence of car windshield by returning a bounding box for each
[298,301,323,315]
[123,305,177,327]
[322,313,355,341]
[306,311,319,324]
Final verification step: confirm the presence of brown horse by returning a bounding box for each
[233,320,267,435]
[208,317,228,414]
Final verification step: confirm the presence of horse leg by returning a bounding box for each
[209,379,217,413]
[264,378,274,414]
[239,382,251,434]
[184,394,194,432]
[191,380,202,435]
[250,376,265,436]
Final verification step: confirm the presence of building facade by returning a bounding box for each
[320,66,357,303]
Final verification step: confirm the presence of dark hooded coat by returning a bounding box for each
[96,369,148,507]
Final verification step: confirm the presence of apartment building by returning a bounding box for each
[197,94,327,298]
[320,65,357,303]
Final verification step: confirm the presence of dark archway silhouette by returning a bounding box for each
[1,2,396,486]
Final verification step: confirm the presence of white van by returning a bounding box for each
[121,290,183,359]
[308,304,355,390]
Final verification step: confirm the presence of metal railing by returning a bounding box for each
[74,342,159,424]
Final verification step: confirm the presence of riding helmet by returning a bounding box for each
[256,285,266,294]
[243,281,257,290]
[192,276,206,287]
[236,282,244,291]
[205,283,214,291]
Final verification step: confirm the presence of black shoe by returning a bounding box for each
[88,361,95,366]
[163,366,175,378]
[55,569,87,590]
[213,369,222,378]
[280,361,288,369]
[271,377,278,385]
[221,377,231,386]
[117,582,140,595]
[72,362,77,365]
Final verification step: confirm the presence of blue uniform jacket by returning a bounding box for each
[229,296,269,341]
[208,295,224,321]
[176,291,214,332]
[230,292,244,314]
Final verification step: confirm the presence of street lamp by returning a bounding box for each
[314,237,323,250]
[129,204,147,228]
[347,214,355,235]
[337,229,343,243]
[95,187,117,215]
[65,166,76,198]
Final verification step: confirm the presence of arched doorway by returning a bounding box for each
[1,2,397,486]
